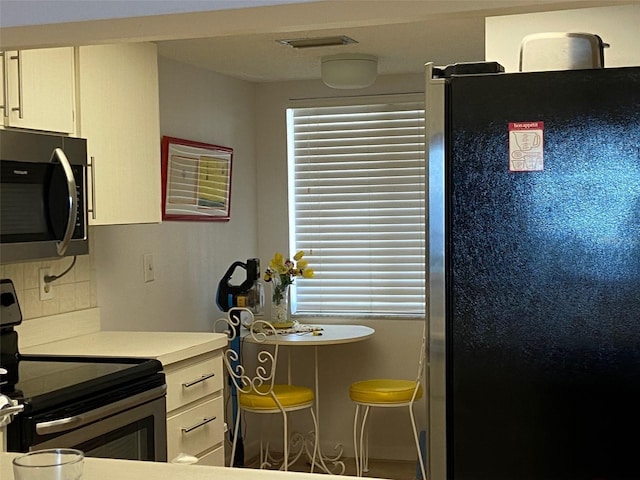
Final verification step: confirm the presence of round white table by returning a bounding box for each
[242,323,375,474]
[253,323,374,345]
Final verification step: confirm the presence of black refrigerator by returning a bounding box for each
[426,63,640,480]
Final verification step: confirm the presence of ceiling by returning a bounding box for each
[155,13,488,82]
[153,0,631,83]
[1,0,634,84]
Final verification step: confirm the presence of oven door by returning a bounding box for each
[23,386,167,462]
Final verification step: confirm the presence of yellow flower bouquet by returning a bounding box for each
[264,251,314,325]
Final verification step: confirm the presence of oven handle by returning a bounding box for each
[35,384,166,435]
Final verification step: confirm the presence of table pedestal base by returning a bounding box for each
[259,430,346,474]
[309,437,346,475]
[258,431,311,470]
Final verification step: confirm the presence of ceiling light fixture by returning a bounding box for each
[321,54,378,90]
[276,35,358,49]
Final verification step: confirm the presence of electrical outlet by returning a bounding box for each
[39,267,54,301]
[143,253,155,283]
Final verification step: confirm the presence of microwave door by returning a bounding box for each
[0,161,50,243]
[0,154,76,257]
[47,148,78,256]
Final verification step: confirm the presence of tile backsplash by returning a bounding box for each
[0,252,97,320]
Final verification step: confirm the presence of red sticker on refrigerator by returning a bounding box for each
[508,121,544,172]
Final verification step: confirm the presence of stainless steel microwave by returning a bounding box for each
[0,130,89,263]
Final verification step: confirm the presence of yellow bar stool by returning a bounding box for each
[216,309,319,471]
[349,325,426,479]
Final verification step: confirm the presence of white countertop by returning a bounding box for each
[21,331,228,366]
[0,453,384,480]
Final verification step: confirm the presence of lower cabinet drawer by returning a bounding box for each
[165,353,223,412]
[197,445,225,467]
[167,396,224,460]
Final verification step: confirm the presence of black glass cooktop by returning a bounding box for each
[0,279,165,417]
[1,355,164,413]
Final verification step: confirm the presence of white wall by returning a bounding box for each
[93,57,259,333]
[486,4,640,71]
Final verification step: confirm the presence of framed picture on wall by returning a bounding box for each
[160,136,233,221]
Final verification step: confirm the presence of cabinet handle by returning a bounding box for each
[181,416,217,434]
[182,372,216,388]
[0,52,7,118]
[88,156,97,220]
[9,51,23,119]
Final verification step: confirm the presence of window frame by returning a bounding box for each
[286,94,426,319]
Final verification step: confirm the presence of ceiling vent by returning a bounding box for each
[276,35,358,49]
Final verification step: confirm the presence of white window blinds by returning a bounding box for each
[287,99,426,316]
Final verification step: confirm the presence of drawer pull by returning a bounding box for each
[181,416,217,434]
[182,372,216,388]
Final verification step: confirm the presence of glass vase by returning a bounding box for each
[271,284,290,325]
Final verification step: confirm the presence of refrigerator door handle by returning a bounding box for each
[425,62,448,480]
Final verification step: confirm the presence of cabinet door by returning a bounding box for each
[78,43,161,225]
[3,48,75,134]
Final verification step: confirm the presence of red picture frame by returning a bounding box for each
[160,136,233,221]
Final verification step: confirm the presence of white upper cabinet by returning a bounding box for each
[0,47,75,134]
[78,43,161,225]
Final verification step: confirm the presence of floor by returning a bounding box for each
[246,455,418,479]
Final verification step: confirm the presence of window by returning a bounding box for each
[287,98,426,317]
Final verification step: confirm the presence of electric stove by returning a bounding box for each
[0,278,167,460]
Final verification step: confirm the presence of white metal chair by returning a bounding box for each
[349,323,426,479]
[216,308,318,471]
